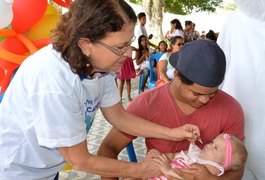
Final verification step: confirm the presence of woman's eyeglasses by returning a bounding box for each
[97,36,136,56]
[175,43,184,46]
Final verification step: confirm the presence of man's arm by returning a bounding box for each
[173,163,244,180]
[97,127,133,159]
[220,168,244,180]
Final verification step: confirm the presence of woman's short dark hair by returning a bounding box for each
[206,30,217,42]
[138,12,146,19]
[170,36,183,45]
[51,0,137,78]
[185,20,192,26]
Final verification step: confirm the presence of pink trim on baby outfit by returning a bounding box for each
[223,133,232,170]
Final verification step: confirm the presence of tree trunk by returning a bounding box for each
[142,0,165,44]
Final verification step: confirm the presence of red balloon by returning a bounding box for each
[33,39,51,49]
[11,0,48,33]
[0,58,19,93]
[53,0,72,8]
[0,58,18,70]
[0,67,4,84]
[0,37,28,55]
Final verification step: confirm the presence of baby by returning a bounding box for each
[147,133,248,179]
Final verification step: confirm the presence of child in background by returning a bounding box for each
[135,35,151,93]
[147,133,247,179]
[156,41,168,54]
[156,36,184,87]
[117,47,137,102]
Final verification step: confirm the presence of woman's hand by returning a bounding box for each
[144,51,150,59]
[169,124,201,143]
[155,154,184,179]
[137,156,163,178]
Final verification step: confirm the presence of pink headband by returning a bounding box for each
[223,133,232,170]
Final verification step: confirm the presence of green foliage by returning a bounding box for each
[128,0,142,5]
[225,3,237,11]
[129,0,223,15]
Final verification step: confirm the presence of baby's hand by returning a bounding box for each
[145,149,161,161]
[148,149,161,158]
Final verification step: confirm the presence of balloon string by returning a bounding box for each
[16,34,38,54]
[0,29,16,38]
[0,48,25,65]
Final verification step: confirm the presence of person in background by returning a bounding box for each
[218,0,265,179]
[164,19,184,41]
[134,12,157,50]
[191,23,200,41]
[0,0,201,179]
[117,46,137,102]
[98,40,245,180]
[206,30,217,42]
[183,20,193,43]
[148,133,248,180]
[201,31,206,39]
[156,36,184,87]
[135,12,148,38]
[156,40,168,54]
[135,35,152,93]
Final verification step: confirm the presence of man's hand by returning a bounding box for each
[174,163,217,180]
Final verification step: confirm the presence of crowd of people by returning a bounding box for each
[1,0,263,179]
[118,12,219,95]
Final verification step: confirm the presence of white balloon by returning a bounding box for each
[0,0,13,28]
[4,0,13,3]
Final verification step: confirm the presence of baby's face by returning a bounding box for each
[199,134,226,164]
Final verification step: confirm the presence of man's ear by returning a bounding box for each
[78,38,91,55]
[174,70,180,79]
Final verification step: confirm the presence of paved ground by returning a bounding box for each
[59,78,147,180]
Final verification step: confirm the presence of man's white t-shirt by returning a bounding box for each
[0,45,120,179]
[133,24,148,49]
[134,24,148,38]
